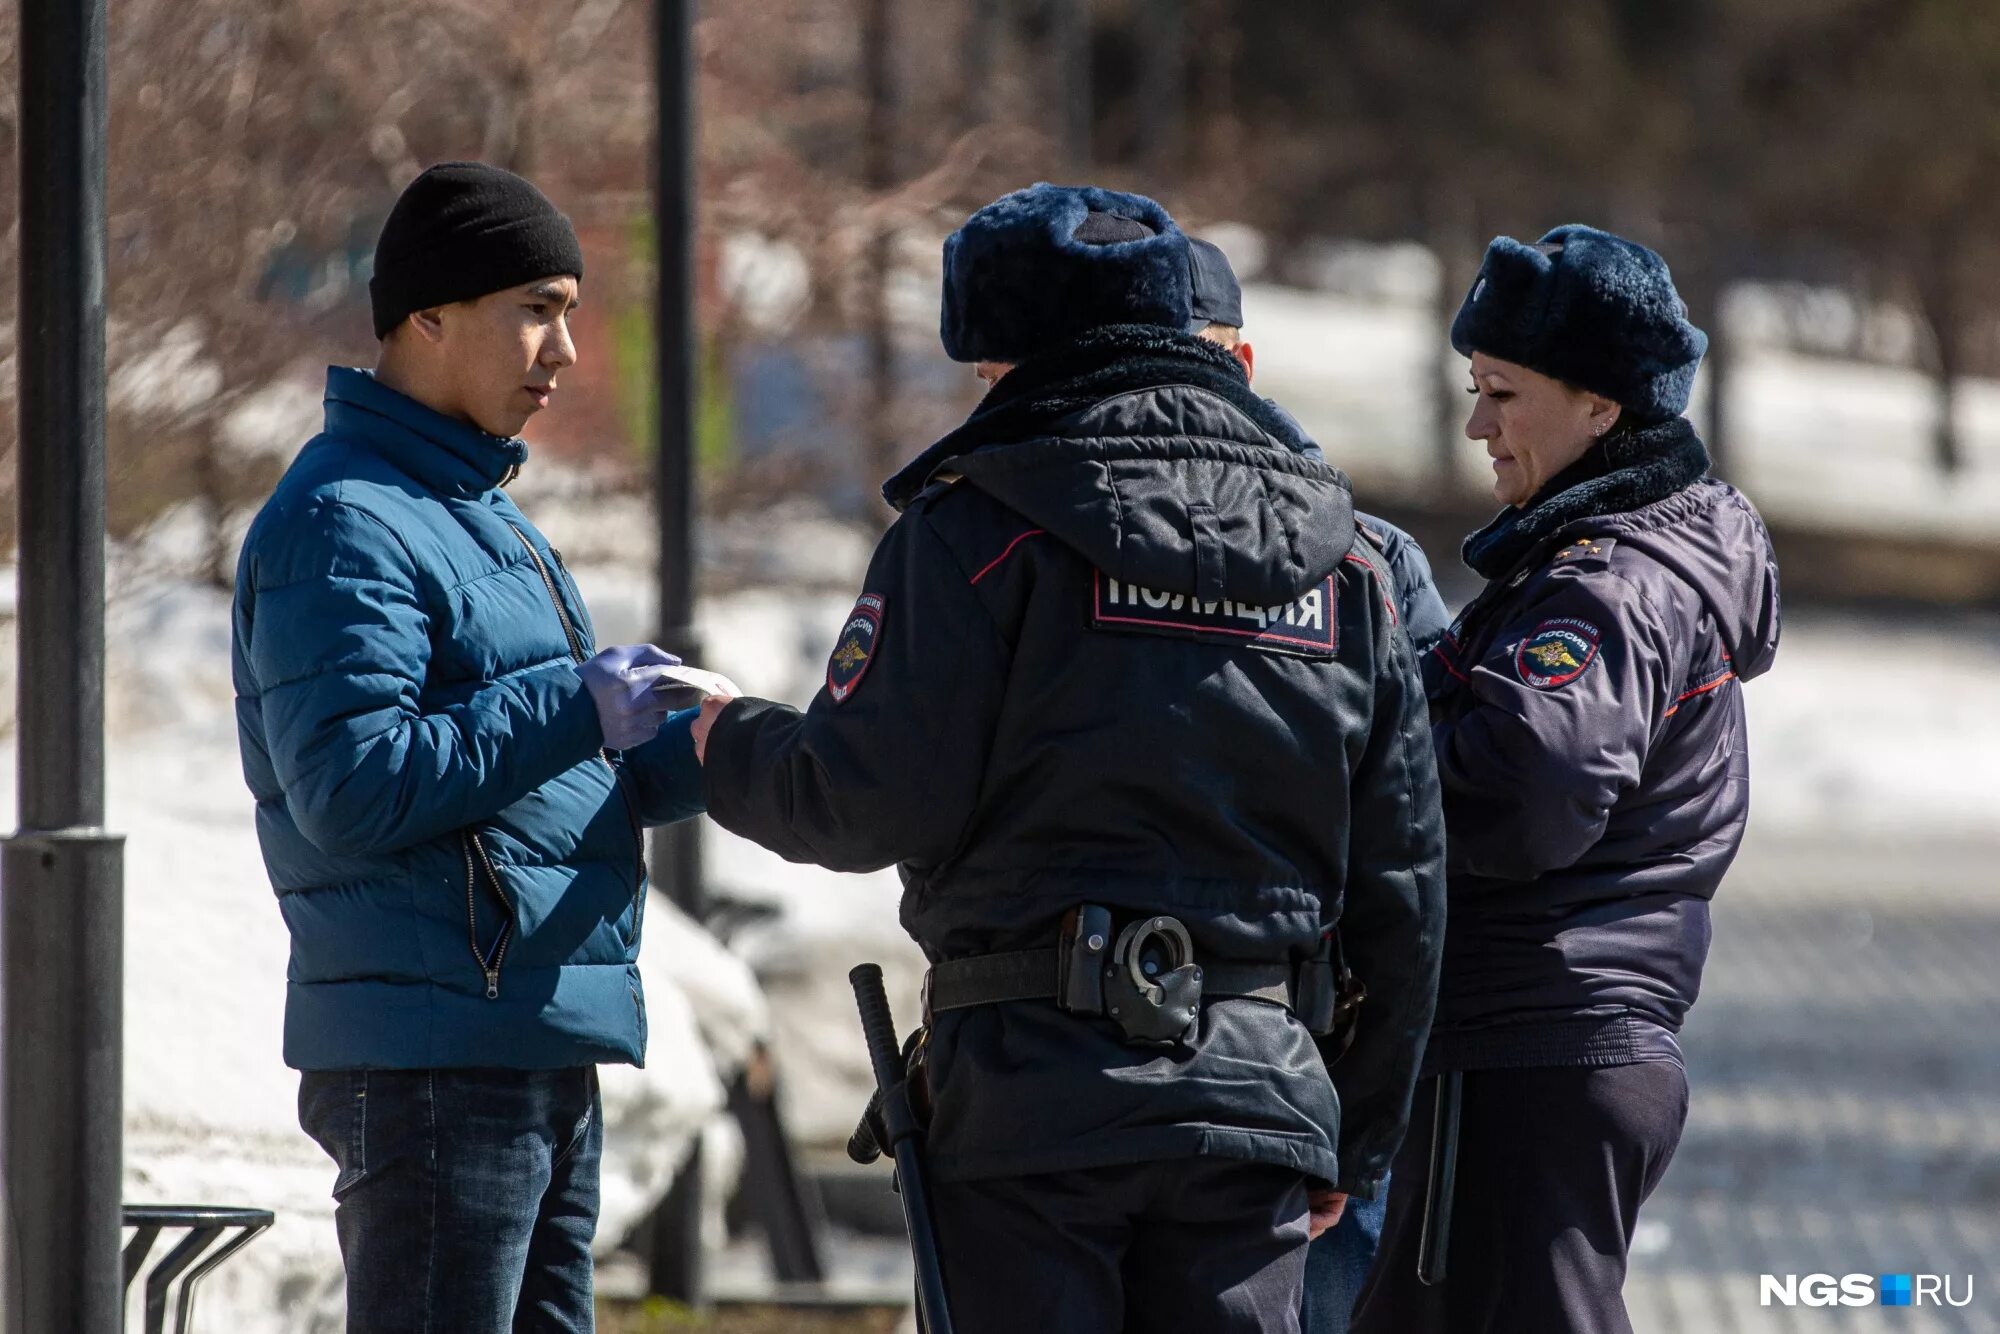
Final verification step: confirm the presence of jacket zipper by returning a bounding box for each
[462,831,516,999]
[507,524,650,930]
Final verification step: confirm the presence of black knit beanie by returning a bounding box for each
[369,162,585,339]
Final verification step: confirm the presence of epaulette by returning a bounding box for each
[1550,534,1617,568]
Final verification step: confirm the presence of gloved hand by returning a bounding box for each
[578,644,683,751]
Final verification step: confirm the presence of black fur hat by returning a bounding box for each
[940,183,1192,364]
[1450,224,1707,422]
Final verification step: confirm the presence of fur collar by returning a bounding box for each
[1462,415,1711,579]
[882,324,1313,511]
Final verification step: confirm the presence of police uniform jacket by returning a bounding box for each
[703,327,1447,1195]
[1422,416,1781,1071]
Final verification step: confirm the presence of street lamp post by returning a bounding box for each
[4,0,127,1329]
[649,0,707,1308]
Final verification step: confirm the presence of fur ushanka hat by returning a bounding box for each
[939,183,1193,364]
[1450,223,1707,423]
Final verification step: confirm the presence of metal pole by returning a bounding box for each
[649,0,707,1305]
[652,0,704,923]
[5,0,126,1328]
[862,0,898,499]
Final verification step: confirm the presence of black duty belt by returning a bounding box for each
[925,948,1292,1014]
[923,909,1329,1049]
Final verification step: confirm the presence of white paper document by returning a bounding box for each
[653,665,742,698]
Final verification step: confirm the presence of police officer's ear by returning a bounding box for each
[1583,392,1621,441]
[1235,339,1254,383]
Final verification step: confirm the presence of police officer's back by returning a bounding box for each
[696,184,1446,1334]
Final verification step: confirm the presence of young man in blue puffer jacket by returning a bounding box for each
[232,162,705,1331]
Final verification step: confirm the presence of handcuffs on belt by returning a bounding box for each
[920,904,1368,1053]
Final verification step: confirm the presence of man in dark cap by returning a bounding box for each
[691,182,1447,1333]
[1183,235,1447,1334]
[232,161,707,1330]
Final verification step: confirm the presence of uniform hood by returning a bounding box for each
[889,326,1355,605]
[1607,478,1781,682]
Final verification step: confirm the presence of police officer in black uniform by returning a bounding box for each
[693,183,1448,1333]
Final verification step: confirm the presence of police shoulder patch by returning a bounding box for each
[827,594,885,703]
[1515,616,1601,689]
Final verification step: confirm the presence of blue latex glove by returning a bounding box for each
[578,644,684,751]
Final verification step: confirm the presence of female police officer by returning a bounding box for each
[1351,226,1781,1334]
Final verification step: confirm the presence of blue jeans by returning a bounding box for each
[298,1067,602,1333]
[1300,1174,1390,1334]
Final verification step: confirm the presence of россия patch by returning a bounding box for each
[827,594,885,703]
[1515,617,1601,688]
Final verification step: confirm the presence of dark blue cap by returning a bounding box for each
[1187,237,1244,331]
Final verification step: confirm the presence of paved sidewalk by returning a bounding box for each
[1625,832,2000,1333]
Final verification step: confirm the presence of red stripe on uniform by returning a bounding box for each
[1663,670,1737,717]
[1432,643,1470,684]
[969,528,1047,585]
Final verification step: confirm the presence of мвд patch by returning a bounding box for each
[1091,573,1338,657]
[827,594,885,703]
[1515,617,1601,688]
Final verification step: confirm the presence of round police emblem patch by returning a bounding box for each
[1515,617,1600,689]
[826,594,885,703]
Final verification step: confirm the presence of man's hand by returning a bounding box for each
[1307,1188,1348,1240]
[579,644,682,751]
[692,694,735,764]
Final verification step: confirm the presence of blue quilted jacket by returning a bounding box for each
[232,367,703,1071]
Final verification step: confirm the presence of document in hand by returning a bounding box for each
[652,665,742,699]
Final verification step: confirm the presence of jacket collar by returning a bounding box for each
[1461,415,1711,580]
[321,366,529,497]
[881,324,1318,511]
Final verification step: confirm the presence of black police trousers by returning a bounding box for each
[930,1157,1311,1333]
[1351,1061,1688,1334]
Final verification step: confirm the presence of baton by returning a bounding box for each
[850,964,955,1334]
[1417,1070,1462,1286]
